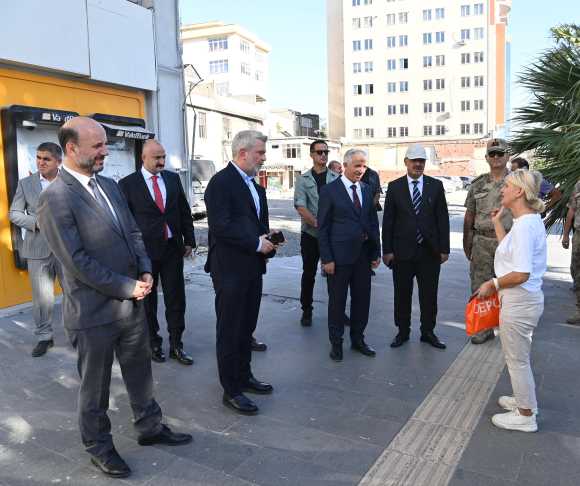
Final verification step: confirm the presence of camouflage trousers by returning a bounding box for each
[469,235,499,294]
[572,232,580,290]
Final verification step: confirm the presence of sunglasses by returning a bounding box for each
[488,151,506,158]
[312,150,330,156]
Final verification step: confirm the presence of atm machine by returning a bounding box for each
[1,105,79,269]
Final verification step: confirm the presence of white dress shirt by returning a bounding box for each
[231,161,262,252]
[340,175,363,206]
[39,173,56,192]
[407,175,424,200]
[141,166,172,238]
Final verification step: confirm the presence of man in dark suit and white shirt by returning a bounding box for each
[37,117,191,479]
[9,142,64,357]
[382,144,450,349]
[119,140,195,365]
[318,149,381,361]
[204,130,277,415]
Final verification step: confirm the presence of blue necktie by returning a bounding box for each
[412,180,423,244]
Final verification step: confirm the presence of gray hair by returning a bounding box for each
[232,130,268,159]
[343,148,367,165]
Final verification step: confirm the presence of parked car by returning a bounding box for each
[459,176,474,189]
[190,159,216,220]
[432,176,458,193]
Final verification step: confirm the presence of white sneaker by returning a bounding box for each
[497,396,539,415]
[491,409,538,432]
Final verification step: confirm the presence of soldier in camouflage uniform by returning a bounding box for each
[562,180,580,323]
[463,139,513,344]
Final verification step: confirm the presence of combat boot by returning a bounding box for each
[566,291,580,325]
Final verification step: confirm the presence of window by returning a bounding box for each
[387,36,396,48]
[436,55,445,66]
[474,51,484,63]
[436,78,445,90]
[423,9,432,21]
[400,127,409,137]
[435,8,445,19]
[424,102,433,113]
[216,82,229,96]
[387,59,396,71]
[424,125,433,136]
[198,112,207,139]
[461,5,470,16]
[365,83,374,94]
[363,16,373,28]
[363,0,372,4]
[461,29,470,40]
[255,70,263,81]
[399,58,409,69]
[436,102,446,112]
[461,76,471,88]
[423,33,432,44]
[364,61,373,72]
[365,106,374,116]
[474,28,484,40]
[387,127,397,138]
[386,13,396,25]
[398,12,408,24]
[354,84,363,95]
[400,104,409,114]
[436,125,446,135]
[364,39,373,50]
[388,104,397,115]
[240,40,250,54]
[399,81,409,92]
[474,99,484,110]
[474,3,484,15]
[461,53,471,64]
[474,123,484,134]
[208,37,228,52]
[352,0,360,5]
[285,144,301,159]
[423,79,433,91]
[387,82,397,93]
[436,31,445,43]
[474,75,484,87]
[353,62,361,73]
[223,117,231,140]
[353,40,361,51]
[352,17,361,29]
[461,124,471,135]
[365,128,375,138]
[423,56,433,68]
[354,107,362,117]
[240,62,251,76]
[353,129,363,139]
[399,34,408,46]
[209,59,229,74]
[461,100,471,111]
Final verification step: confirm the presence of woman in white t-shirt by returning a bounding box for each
[477,169,547,432]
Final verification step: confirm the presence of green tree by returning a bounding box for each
[510,24,580,230]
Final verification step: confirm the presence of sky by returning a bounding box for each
[180,0,579,122]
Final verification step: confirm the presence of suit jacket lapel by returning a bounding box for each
[160,171,175,210]
[228,163,259,221]
[31,173,42,207]
[338,180,361,218]
[139,171,163,213]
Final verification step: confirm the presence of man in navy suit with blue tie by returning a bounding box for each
[318,149,381,361]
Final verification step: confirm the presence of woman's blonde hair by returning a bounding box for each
[505,169,546,213]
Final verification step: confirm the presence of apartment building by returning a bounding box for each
[327,0,512,173]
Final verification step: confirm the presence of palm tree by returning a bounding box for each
[509,24,580,230]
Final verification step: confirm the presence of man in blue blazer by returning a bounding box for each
[318,149,381,361]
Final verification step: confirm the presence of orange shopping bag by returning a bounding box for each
[465,294,500,336]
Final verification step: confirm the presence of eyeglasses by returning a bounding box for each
[488,151,506,158]
[312,150,330,156]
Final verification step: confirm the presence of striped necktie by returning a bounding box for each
[411,180,424,244]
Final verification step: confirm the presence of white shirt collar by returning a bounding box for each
[407,174,424,185]
[61,164,93,187]
[141,166,160,180]
[231,161,254,183]
[341,174,360,189]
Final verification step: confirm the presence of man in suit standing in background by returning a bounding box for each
[204,130,277,416]
[38,117,191,479]
[9,142,64,357]
[382,144,450,350]
[119,140,195,365]
[318,149,381,362]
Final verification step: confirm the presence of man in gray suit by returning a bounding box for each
[37,117,191,479]
[9,142,64,357]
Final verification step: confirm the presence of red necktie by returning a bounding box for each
[351,184,361,211]
[152,175,168,240]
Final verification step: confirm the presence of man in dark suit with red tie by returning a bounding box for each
[382,144,450,350]
[119,140,195,365]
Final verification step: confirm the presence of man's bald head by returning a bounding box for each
[141,139,166,175]
[58,116,108,176]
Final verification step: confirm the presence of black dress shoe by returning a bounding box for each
[31,339,53,357]
[243,376,273,394]
[169,346,194,365]
[151,346,166,363]
[390,334,409,348]
[138,424,192,446]
[251,337,268,352]
[420,333,447,350]
[222,393,259,415]
[351,340,376,357]
[329,344,343,361]
[90,448,131,478]
[301,309,313,327]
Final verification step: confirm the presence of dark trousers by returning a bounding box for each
[67,309,162,458]
[392,245,441,337]
[300,232,320,311]
[327,252,371,345]
[212,275,262,397]
[144,238,186,348]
